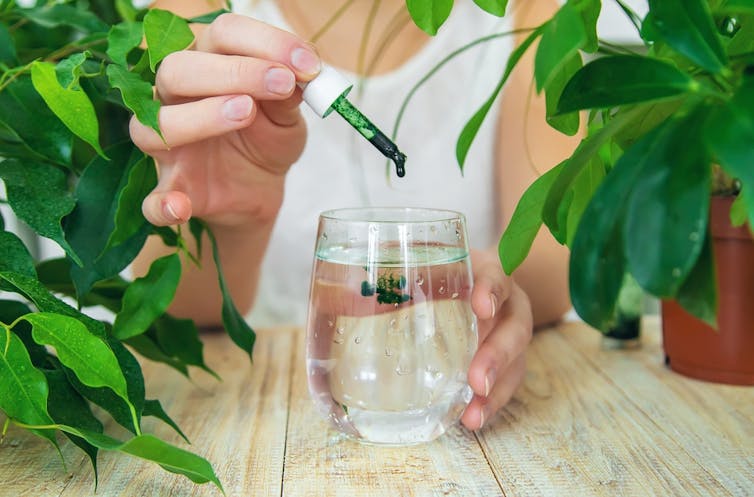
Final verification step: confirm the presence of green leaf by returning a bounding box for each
[647,0,727,73]
[125,332,189,377]
[565,156,606,246]
[24,313,135,421]
[570,120,677,330]
[116,0,140,21]
[30,61,105,158]
[0,159,81,266]
[143,399,190,444]
[499,162,564,274]
[62,337,145,435]
[57,428,223,490]
[113,254,181,340]
[706,76,754,224]
[675,232,717,327]
[472,0,508,16]
[189,218,206,260]
[574,0,601,53]
[107,64,162,138]
[107,22,144,67]
[534,3,587,92]
[730,191,748,227]
[188,9,232,23]
[624,108,710,297]
[545,52,582,135]
[457,25,544,171]
[0,23,17,65]
[614,99,684,149]
[66,143,150,298]
[55,52,90,89]
[720,0,754,13]
[106,155,157,250]
[36,258,126,312]
[18,4,110,33]
[143,9,195,71]
[0,272,107,338]
[542,105,647,239]
[44,369,103,483]
[0,300,47,368]
[727,14,754,56]
[0,331,57,446]
[0,77,72,166]
[206,224,256,360]
[557,55,696,113]
[406,0,454,35]
[0,231,36,279]
[154,314,218,379]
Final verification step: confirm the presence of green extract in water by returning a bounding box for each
[330,95,407,178]
[300,64,407,177]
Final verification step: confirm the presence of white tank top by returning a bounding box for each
[234,0,513,326]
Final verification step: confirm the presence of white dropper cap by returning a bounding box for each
[300,64,353,118]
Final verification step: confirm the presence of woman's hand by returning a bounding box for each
[461,249,533,431]
[130,13,321,229]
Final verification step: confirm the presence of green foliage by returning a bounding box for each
[406,0,753,332]
[0,1,236,491]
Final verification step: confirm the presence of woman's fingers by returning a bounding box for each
[141,190,193,227]
[130,94,256,153]
[197,14,321,80]
[156,51,297,104]
[461,354,526,431]
[468,285,532,400]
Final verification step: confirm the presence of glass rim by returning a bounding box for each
[319,207,465,224]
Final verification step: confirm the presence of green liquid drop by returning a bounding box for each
[330,95,407,178]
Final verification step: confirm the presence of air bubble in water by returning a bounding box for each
[333,337,344,345]
[451,292,459,299]
[439,286,446,295]
[354,336,361,344]
[416,275,424,285]
[336,326,345,335]
[327,320,334,328]
[385,347,393,357]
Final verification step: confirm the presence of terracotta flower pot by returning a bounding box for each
[661,196,754,385]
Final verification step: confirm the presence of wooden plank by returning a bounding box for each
[282,330,502,497]
[476,325,731,497]
[559,318,754,497]
[53,327,296,497]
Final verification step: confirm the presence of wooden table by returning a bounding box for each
[3,318,753,496]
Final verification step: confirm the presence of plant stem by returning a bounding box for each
[357,0,381,77]
[45,37,107,63]
[310,0,357,43]
[0,60,34,92]
[612,0,643,36]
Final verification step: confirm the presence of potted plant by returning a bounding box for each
[402,0,754,384]
[0,0,247,491]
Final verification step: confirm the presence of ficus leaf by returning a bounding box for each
[188,9,232,23]
[0,231,36,280]
[545,52,582,136]
[0,331,57,447]
[457,25,544,171]
[106,155,157,250]
[30,61,105,158]
[154,314,218,379]
[126,332,190,377]
[557,55,696,113]
[143,399,190,444]
[0,159,81,266]
[55,428,223,490]
[0,300,48,369]
[113,253,182,340]
[647,0,727,73]
[0,77,72,166]
[66,143,151,299]
[565,156,606,247]
[143,9,195,71]
[720,0,754,14]
[0,23,17,65]
[205,223,256,361]
[472,0,508,16]
[107,22,144,67]
[406,0,454,36]
[534,3,587,92]
[18,4,109,33]
[24,313,135,421]
[107,64,162,139]
[55,52,90,90]
[499,162,564,274]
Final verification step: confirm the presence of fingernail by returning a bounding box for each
[163,201,180,222]
[489,293,498,320]
[265,67,295,95]
[291,46,321,75]
[222,95,254,121]
[485,368,497,397]
[479,409,485,429]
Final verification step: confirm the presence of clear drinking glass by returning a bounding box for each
[305,207,478,445]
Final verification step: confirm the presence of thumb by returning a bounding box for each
[141,190,193,227]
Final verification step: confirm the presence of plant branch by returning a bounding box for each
[310,0,357,43]
[45,37,108,63]
[357,0,381,77]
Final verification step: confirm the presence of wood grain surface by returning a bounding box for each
[2,319,752,496]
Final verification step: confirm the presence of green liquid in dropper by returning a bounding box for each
[330,95,407,177]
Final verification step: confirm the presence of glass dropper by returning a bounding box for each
[301,65,407,177]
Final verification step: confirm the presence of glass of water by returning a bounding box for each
[305,207,478,445]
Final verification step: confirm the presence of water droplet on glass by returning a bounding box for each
[333,337,344,345]
[672,267,682,278]
[327,320,334,328]
[439,286,446,295]
[321,232,328,241]
[354,336,361,344]
[430,225,437,233]
[395,363,412,376]
[451,292,459,299]
[443,221,451,231]
[416,274,424,286]
[314,332,318,339]
[389,318,397,328]
[455,229,462,240]
[385,347,393,357]
[336,326,345,335]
